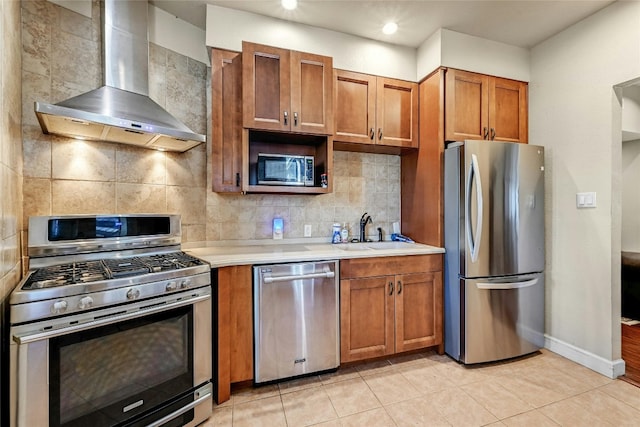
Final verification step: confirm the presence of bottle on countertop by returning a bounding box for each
[332,223,342,244]
[341,223,349,242]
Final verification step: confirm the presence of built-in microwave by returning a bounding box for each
[257,153,314,186]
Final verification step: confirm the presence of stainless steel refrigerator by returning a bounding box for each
[444,140,545,364]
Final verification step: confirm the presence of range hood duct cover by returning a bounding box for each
[34,0,205,152]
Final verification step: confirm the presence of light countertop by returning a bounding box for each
[184,240,445,268]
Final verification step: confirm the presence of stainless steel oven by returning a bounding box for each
[9,214,212,427]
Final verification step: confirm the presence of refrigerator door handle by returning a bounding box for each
[465,153,484,262]
[476,278,538,290]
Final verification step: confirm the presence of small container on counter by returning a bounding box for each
[341,223,349,242]
[332,223,342,243]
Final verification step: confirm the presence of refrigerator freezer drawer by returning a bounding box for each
[253,261,340,383]
[464,273,544,364]
[445,272,544,364]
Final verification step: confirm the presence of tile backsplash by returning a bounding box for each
[205,151,400,242]
[20,0,400,246]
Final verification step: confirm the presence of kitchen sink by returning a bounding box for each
[364,241,413,250]
[333,243,372,251]
[334,242,414,251]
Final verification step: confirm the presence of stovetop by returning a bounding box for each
[22,251,206,290]
[11,214,213,325]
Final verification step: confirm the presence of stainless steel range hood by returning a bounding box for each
[34,0,205,152]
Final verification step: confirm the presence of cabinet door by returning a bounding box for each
[444,69,489,142]
[340,277,395,362]
[217,265,253,403]
[376,77,419,148]
[212,49,243,192]
[395,272,442,353]
[290,51,333,135]
[243,41,291,131]
[333,70,377,144]
[489,77,528,143]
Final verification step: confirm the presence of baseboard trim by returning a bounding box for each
[544,334,625,379]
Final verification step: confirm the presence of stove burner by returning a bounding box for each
[22,252,206,290]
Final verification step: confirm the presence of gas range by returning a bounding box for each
[9,214,213,427]
[10,214,211,324]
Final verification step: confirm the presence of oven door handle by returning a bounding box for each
[13,293,210,344]
[146,386,212,427]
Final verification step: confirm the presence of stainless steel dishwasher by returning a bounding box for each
[254,260,339,383]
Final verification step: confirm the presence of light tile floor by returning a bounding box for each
[200,349,640,426]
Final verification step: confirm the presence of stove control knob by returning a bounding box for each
[51,300,68,315]
[166,281,178,292]
[78,296,93,310]
[126,288,140,300]
[180,279,191,289]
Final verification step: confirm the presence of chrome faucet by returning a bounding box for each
[359,213,372,242]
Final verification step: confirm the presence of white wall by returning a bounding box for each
[622,140,640,252]
[206,5,417,81]
[47,0,209,65]
[416,29,530,82]
[623,86,640,139]
[530,0,640,377]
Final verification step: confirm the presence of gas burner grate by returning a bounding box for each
[103,257,152,278]
[139,252,205,272]
[21,252,205,290]
[23,261,108,289]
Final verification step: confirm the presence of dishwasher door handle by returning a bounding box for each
[263,271,335,283]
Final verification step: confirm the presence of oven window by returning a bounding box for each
[49,306,194,427]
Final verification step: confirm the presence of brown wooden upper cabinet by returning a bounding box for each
[334,70,418,149]
[242,41,333,135]
[444,69,528,143]
[212,49,243,193]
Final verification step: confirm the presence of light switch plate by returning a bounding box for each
[576,192,597,208]
[304,224,312,237]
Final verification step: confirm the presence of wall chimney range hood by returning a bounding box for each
[34,0,205,152]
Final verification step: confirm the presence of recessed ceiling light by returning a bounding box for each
[382,22,398,35]
[282,0,297,10]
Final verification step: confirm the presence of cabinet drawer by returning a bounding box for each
[340,255,442,279]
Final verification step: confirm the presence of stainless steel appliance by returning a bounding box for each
[444,140,545,364]
[254,261,339,383]
[257,153,315,186]
[9,214,212,427]
[34,0,205,152]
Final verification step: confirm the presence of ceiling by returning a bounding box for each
[150,0,615,49]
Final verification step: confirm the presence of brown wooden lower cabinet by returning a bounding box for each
[215,255,443,403]
[340,255,443,363]
[622,323,640,383]
[216,265,253,403]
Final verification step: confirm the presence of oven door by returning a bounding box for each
[10,290,212,427]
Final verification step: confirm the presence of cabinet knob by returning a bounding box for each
[284,111,288,125]
[490,128,496,140]
[370,128,375,140]
[236,172,240,187]
[483,127,489,140]
[397,280,402,294]
[294,112,298,126]
[378,128,383,140]
[389,281,394,296]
